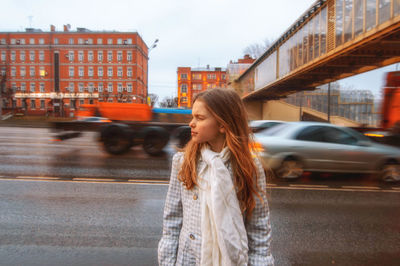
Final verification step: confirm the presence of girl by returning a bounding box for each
[158,88,273,266]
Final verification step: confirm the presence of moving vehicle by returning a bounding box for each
[249,120,284,133]
[51,102,192,155]
[254,122,400,182]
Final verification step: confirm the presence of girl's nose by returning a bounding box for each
[189,119,195,128]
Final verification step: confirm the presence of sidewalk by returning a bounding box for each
[0,116,74,128]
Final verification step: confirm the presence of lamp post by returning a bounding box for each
[145,39,158,105]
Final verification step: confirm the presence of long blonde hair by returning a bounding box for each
[178,88,261,220]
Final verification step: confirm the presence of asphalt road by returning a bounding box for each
[0,178,399,266]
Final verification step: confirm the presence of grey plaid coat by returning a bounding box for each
[158,152,274,265]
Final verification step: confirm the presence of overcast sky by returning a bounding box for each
[1,0,398,101]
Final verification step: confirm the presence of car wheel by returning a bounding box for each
[380,162,400,182]
[275,158,303,180]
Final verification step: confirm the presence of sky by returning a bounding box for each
[1,0,398,102]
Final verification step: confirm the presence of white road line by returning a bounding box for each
[272,186,400,193]
[73,178,115,182]
[342,186,380,190]
[16,176,62,180]
[289,184,329,188]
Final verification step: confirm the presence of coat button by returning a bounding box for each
[193,194,198,200]
[189,234,195,240]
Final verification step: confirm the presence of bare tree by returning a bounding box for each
[243,38,274,59]
[159,96,178,108]
[148,93,159,107]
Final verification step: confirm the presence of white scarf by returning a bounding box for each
[199,146,248,266]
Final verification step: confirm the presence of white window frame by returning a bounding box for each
[98,51,103,61]
[98,82,103,92]
[20,67,26,77]
[181,84,188,93]
[29,51,35,61]
[29,66,35,77]
[88,83,94,92]
[127,51,132,61]
[11,67,16,77]
[107,38,113,44]
[107,51,113,61]
[78,83,84,93]
[39,51,44,61]
[69,38,74,45]
[117,67,123,77]
[20,51,25,61]
[88,51,93,61]
[127,83,132,92]
[11,51,16,61]
[69,82,74,93]
[88,67,94,77]
[69,67,74,77]
[78,51,84,61]
[108,83,113,92]
[29,38,35,44]
[68,51,74,61]
[117,51,122,61]
[31,99,36,109]
[1,51,5,61]
[40,99,45,109]
[39,83,45,93]
[98,67,103,77]
[30,82,35,92]
[127,67,132,77]
[21,82,26,91]
[107,67,113,77]
[78,67,84,77]
[117,83,123,92]
[39,38,44,44]
[97,38,103,45]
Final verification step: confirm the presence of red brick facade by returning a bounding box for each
[177,66,227,108]
[0,26,148,117]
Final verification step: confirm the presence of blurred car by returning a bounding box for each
[249,120,284,133]
[76,116,112,123]
[254,122,400,182]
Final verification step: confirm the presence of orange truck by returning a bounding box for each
[51,102,192,155]
[356,71,400,147]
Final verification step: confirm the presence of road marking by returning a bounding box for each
[391,187,400,190]
[16,176,62,180]
[342,186,380,190]
[289,184,329,188]
[272,186,400,193]
[73,178,115,182]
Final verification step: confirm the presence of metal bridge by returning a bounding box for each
[234,0,400,101]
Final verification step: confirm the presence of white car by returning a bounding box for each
[254,122,400,182]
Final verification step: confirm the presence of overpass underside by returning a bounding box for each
[238,0,400,101]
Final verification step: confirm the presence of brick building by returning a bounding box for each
[177,66,227,108]
[0,25,148,117]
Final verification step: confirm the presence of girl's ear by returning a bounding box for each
[219,125,226,134]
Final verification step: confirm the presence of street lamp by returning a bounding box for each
[146,39,158,105]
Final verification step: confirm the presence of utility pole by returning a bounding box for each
[327,82,331,123]
[146,39,158,105]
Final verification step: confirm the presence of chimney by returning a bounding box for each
[50,25,56,32]
[206,64,210,69]
[63,25,69,32]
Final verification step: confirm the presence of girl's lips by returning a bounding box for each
[191,132,197,136]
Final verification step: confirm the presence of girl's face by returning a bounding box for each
[189,100,226,152]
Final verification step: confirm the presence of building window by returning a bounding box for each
[78,38,84,44]
[39,83,45,92]
[88,51,93,61]
[181,97,187,103]
[181,73,187,79]
[21,83,26,91]
[11,39,16,45]
[39,38,44,44]
[1,51,5,61]
[107,38,113,44]
[181,84,188,93]
[20,51,25,61]
[88,83,94,92]
[29,38,35,44]
[11,83,16,90]
[117,51,122,61]
[88,67,94,77]
[54,38,59,44]
[127,67,132,77]
[222,74,226,79]
[98,51,103,61]
[127,83,132,92]
[20,67,26,77]
[31,99,36,109]
[39,66,45,77]
[30,66,35,77]
[107,67,113,77]
[108,83,113,92]
[20,39,26,44]
[207,74,216,80]
[78,83,84,92]
[193,73,201,80]
[1,38,7,44]
[78,51,84,61]
[87,38,93,44]
[11,51,16,61]
[127,51,132,61]
[39,51,44,61]
[117,83,123,92]
[68,51,74,61]
[98,67,103,77]
[98,82,103,92]
[97,38,103,44]
[78,67,84,77]
[11,67,16,77]
[108,98,113,102]
[69,82,74,92]
[193,84,202,90]
[40,99,45,109]
[80,99,84,105]
[69,67,74,77]
[117,67,123,77]
[117,38,123,45]
[107,51,113,61]
[30,82,35,92]
[69,38,74,45]
[1,67,6,76]
[127,39,132,44]
[70,99,76,109]
[29,51,35,61]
